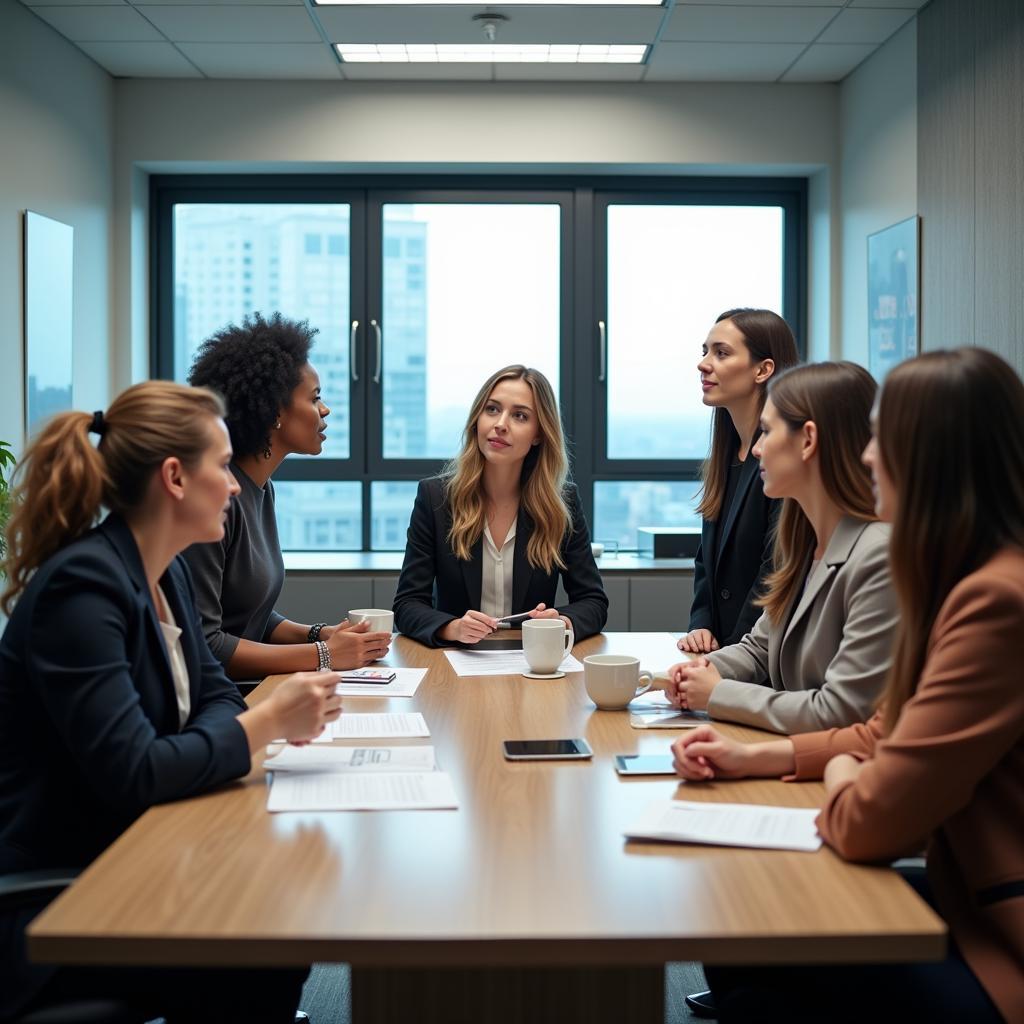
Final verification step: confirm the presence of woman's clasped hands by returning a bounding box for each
[663,656,723,712]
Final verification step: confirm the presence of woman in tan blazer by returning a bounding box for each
[665,362,898,735]
[672,348,1024,1023]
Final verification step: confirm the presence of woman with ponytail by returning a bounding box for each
[0,382,338,1022]
[664,362,898,735]
[672,349,1024,1023]
[393,365,607,646]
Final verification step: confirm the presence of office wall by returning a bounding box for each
[112,79,839,383]
[0,0,114,454]
[837,21,917,367]
[918,0,1024,374]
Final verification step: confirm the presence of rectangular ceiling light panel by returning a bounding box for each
[320,0,661,5]
[336,43,648,63]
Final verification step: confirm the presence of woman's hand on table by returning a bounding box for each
[268,671,343,743]
[671,726,752,780]
[677,629,720,654]
[440,610,499,645]
[664,657,722,711]
[327,620,392,667]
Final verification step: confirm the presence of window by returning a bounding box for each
[154,177,803,552]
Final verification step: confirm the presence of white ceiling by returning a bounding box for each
[19,0,926,83]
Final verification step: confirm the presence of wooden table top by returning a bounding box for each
[29,632,946,969]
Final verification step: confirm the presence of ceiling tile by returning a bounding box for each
[662,5,836,43]
[339,63,492,81]
[178,42,342,78]
[27,5,163,40]
[131,0,303,4]
[645,40,804,80]
[74,39,202,75]
[21,0,127,6]
[139,5,320,42]
[781,42,876,81]
[848,0,925,7]
[818,7,916,43]
[316,7,663,44]
[675,0,841,5]
[494,63,646,82]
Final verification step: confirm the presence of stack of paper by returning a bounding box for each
[444,649,584,677]
[268,771,458,812]
[624,799,822,852]
[312,712,430,742]
[333,667,428,698]
[266,744,436,773]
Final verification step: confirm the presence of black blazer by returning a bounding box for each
[0,516,251,1016]
[393,477,608,647]
[688,454,780,647]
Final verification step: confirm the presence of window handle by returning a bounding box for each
[350,320,359,382]
[598,320,607,383]
[371,319,383,384]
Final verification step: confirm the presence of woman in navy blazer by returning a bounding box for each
[0,382,341,1022]
[682,309,800,655]
[394,365,607,647]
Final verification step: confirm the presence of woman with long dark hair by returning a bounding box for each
[681,309,800,655]
[393,364,607,646]
[0,382,340,1021]
[665,362,898,734]
[671,348,1024,1022]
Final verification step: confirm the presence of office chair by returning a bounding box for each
[0,869,144,1024]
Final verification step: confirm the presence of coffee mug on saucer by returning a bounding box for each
[348,608,395,633]
[583,654,655,710]
[521,619,575,678]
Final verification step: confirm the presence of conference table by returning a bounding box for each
[28,631,946,1023]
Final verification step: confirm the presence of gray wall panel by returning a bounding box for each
[278,576,374,626]
[627,576,693,632]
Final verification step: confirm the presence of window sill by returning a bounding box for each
[282,552,695,574]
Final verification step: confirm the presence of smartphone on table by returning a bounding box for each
[613,754,677,776]
[502,739,593,761]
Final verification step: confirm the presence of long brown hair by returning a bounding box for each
[444,365,570,573]
[878,348,1024,731]
[758,362,877,623]
[697,308,800,520]
[2,381,225,614]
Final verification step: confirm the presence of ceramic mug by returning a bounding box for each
[347,608,395,633]
[583,654,655,710]
[521,618,575,675]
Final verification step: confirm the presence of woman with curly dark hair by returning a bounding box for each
[186,312,391,680]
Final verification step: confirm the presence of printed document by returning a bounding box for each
[265,744,436,773]
[268,771,459,812]
[312,712,430,742]
[334,667,428,698]
[444,649,584,677]
[624,799,822,852]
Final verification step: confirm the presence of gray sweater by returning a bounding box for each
[183,463,286,666]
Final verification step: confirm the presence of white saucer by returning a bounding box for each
[522,670,566,680]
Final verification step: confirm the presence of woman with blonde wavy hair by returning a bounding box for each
[393,364,607,646]
[0,381,337,1021]
[664,362,898,736]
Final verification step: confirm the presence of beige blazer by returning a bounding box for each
[792,548,1024,1023]
[706,517,896,734]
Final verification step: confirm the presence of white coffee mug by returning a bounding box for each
[521,618,575,675]
[583,655,655,710]
[348,608,395,633]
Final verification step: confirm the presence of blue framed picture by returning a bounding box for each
[868,215,919,382]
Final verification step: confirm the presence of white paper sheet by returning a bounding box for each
[333,667,428,698]
[624,800,822,852]
[629,709,709,730]
[444,649,584,677]
[268,771,458,812]
[265,744,436,773]
[312,712,430,742]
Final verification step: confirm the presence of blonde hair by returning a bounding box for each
[2,381,225,614]
[444,365,571,574]
[757,362,877,624]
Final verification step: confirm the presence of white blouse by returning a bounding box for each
[155,585,191,730]
[480,519,517,619]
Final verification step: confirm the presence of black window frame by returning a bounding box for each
[152,173,806,551]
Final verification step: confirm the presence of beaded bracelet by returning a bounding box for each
[307,622,328,642]
[315,639,332,671]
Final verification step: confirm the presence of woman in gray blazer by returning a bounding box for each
[665,362,896,736]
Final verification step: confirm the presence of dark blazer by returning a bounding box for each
[0,515,251,1016]
[688,453,779,646]
[393,477,608,647]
